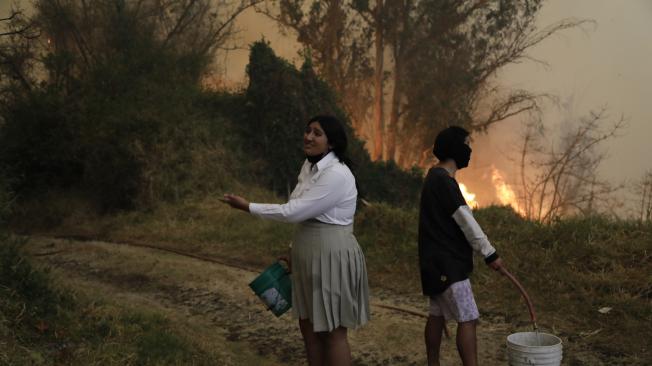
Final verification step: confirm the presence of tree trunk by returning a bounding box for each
[386,51,402,162]
[371,0,384,161]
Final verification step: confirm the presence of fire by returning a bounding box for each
[459,183,478,209]
[491,167,523,215]
[455,167,524,215]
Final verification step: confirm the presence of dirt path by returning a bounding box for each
[25,236,514,365]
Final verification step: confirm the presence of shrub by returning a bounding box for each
[0,170,14,227]
[0,236,68,325]
[0,236,212,365]
[0,0,217,211]
[241,41,423,205]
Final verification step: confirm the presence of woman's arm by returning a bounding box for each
[249,169,347,223]
[221,194,250,212]
[221,168,350,223]
[248,169,349,223]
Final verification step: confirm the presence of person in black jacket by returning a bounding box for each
[418,126,504,366]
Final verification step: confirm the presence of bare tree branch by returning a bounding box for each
[0,10,37,38]
[515,104,627,222]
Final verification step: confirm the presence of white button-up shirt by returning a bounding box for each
[249,152,357,225]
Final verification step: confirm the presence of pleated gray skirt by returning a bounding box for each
[291,220,370,332]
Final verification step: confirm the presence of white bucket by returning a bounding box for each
[506,332,563,366]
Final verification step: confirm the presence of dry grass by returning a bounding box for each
[9,194,652,365]
[0,236,216,365]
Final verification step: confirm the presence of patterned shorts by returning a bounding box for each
[429,279,479,322]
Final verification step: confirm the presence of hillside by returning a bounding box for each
[1,41,650,365]
[1,193,649,364]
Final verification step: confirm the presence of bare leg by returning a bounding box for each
[324,327,351,366]
[299,319,325,366]
[456,320,478,366]
[425,315,445,366]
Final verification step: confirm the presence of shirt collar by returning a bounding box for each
[313,151,337,172]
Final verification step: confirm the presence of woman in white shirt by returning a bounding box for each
[222,115,370,366]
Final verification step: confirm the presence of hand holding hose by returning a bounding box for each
[487,257,504,271]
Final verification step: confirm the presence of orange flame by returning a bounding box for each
[459,183,478,209]
[491,167,523,215]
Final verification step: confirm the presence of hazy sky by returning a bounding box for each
[497,0,652,183]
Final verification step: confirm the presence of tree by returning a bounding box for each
[261,0,587,167]
[0,9,36,38]
[34,0,261,91]
[377,0,586,166]
[242,40,423,205]
[0,0,260,209]
[0,7,39,98]
[256,0,375,144]
[515,106,626,222]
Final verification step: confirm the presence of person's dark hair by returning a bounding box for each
[307,115,362,195]
[432,126,470,161]
[307,115,353,168]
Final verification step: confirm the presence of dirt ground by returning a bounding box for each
[25,236,544,365]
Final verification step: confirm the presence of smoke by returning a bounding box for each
[219,8,300,83]
[457,118,524,208]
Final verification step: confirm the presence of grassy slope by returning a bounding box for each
[3,103,650,363]
[19,193,649,365]
[0,237,215,366]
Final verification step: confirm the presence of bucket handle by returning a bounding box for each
[277,256,291,274]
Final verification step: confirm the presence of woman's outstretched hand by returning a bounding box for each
[221,194,250,212]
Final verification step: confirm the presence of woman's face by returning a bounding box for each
[304,121,330,156]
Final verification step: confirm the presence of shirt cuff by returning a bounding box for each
[484,251,499,264]
[248,203,263,217]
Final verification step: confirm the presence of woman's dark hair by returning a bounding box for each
[307,115,353,168]
[307,115,362,195]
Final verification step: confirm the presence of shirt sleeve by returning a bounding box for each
[249,169,348,223]
[452,205,499,262]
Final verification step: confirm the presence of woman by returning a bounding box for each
[221,115,370,366]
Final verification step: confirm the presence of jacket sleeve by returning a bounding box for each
[452,205,499,263]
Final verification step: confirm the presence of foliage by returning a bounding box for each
[356,160,424,207]
[0,170,14,227]
[257,0,374,131]
[0,238,66,319]
[264,0,586,166]
[0,236,213,365]
[243,41,326,195]
[241,40,422,204]
[354,202,419,285]
[0,0,256,211]
[3,1,422,213]
[515,107,626,221]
